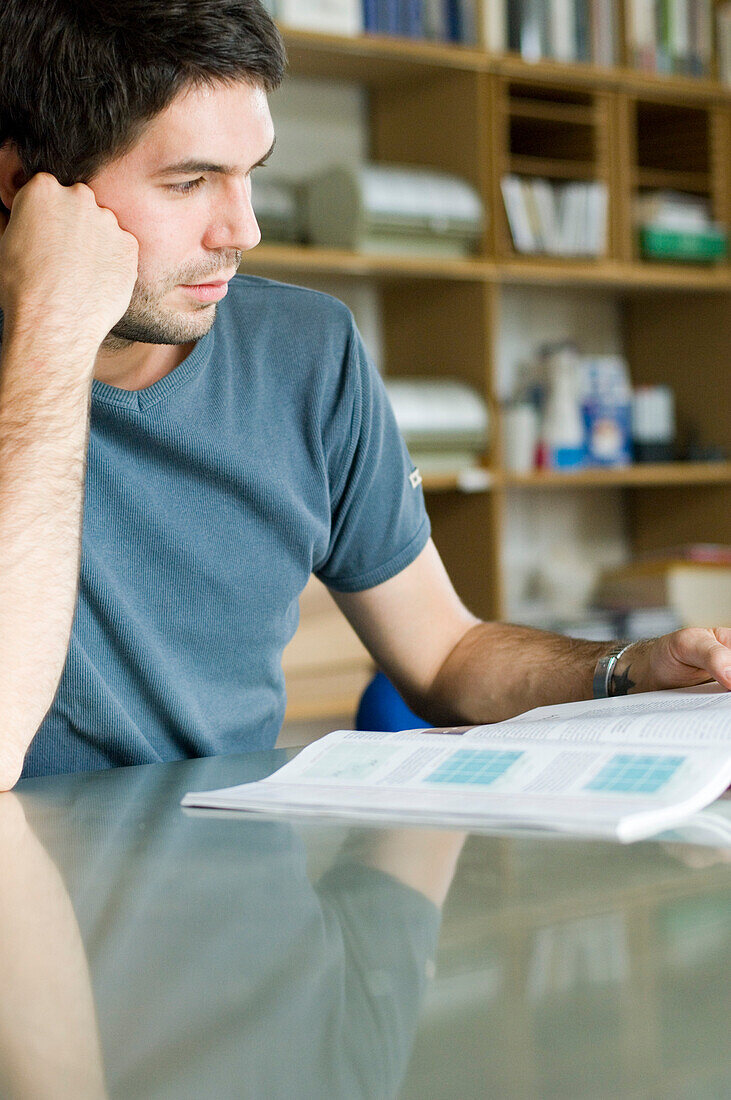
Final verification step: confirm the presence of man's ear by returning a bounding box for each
[0,142,28,212]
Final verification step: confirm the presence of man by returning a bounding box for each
[0,0,729,790]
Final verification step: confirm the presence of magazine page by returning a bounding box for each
[462,684,731,748]
[183,688,731,842]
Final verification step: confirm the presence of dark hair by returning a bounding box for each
[0,0,286,198]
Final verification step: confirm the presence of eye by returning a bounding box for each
[168,177,205,194]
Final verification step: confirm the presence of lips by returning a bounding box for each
[180,281,229,302]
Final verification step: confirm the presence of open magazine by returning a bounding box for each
[182,686,731,842]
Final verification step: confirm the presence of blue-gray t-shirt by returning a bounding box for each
[5,276,429,778]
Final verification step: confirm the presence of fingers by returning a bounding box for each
[671,627,731,690]
[711,626,731,650]
[705,629,731,689]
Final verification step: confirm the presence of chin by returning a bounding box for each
[109,307,217,346]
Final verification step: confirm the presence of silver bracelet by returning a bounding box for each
[593,642,634,699]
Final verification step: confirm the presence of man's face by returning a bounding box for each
[89,79,275,347]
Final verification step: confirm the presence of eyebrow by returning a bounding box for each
[157,136,276,177]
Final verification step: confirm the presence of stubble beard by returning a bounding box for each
[103,252,242,351]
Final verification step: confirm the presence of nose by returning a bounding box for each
[203,178,261,254]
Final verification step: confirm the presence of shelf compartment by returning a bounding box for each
[494,74,614,260]
[510,118,596,163]
[380,280,495,398]
[504,79,602,168]
[635,101,711,174]
[623,291,731,493]
[615,92,729,265]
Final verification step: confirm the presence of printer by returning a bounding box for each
[384,377,490,473]
[305,163,485,257]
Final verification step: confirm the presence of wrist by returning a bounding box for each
[593,640,652,698]
[593,638,655,695]
[613,638,656,695]
[1,307,101,360]
[1,321,99,378]
[593,642,632,698]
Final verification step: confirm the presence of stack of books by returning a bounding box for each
[625,0,714,77]
[594,545,731,628]
[486,0,619,66]
[634,191,727,263]
[501,176,608,256]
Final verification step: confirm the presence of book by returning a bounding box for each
[501,175,538,252]
[182,686,731,842]
[422,0,447,38]
[483,0,507,50]
[638,224,728,263]
[363,0,379,31]
[456,0,479,43]
[400,0,424,36]
[591,0,619,65]
[574,0,590,59]
[551,0,576,61]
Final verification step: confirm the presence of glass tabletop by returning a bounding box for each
[3,748,730,1099]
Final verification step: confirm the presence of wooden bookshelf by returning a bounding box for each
[264,26,730,719]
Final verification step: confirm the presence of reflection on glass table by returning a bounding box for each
[2,750,730,1099]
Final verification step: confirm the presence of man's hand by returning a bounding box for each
[334,540,731,726]
[0,172,138,355]
[617,628,731,695]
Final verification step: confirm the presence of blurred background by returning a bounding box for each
[240,2,731,743]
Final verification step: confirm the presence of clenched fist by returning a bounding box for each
[0,173,138,357]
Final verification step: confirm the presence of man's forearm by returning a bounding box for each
[421,622,647,727]
[0,328,95,788]
[337,539,730,731]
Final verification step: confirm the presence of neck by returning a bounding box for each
[93,339,195,391]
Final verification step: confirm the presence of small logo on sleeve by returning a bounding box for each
[409,468,423,489]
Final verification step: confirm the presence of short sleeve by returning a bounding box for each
[315,319,431,592]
